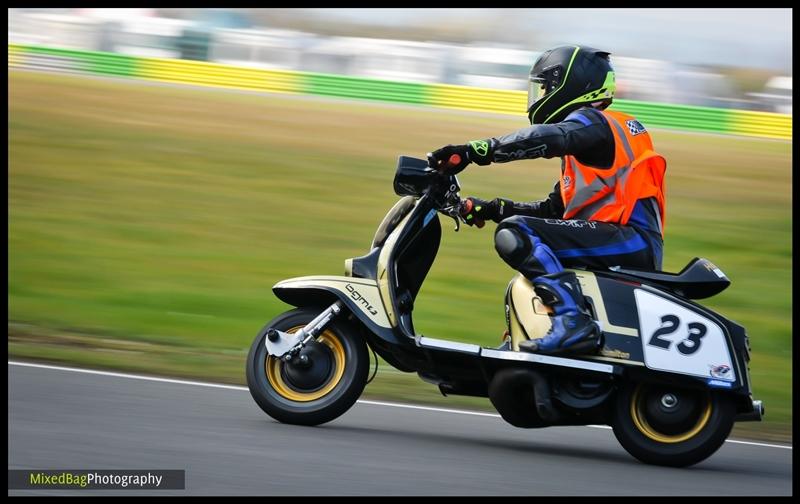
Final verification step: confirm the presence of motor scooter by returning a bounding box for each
[246,155,763,466]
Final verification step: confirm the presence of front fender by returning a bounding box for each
[273,276,399,344]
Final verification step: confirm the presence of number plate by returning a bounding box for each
[634,289,735,382]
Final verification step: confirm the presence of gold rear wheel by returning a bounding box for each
[612,381,735,467]
[629,383,712,443]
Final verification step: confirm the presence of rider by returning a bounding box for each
[427,45,666,356]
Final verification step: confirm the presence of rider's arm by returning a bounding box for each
[488,108,614,167]
[497,181,565,220]
[474,109,612,222]
[465,181,565,223]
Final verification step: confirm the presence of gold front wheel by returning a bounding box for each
[246,307,369,426]
[266,327,347,402]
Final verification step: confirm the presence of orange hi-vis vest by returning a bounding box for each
[560,109,667,237]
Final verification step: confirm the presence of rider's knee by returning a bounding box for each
[494,222,532,268]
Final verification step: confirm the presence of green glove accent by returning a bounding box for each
[468,139,492,165]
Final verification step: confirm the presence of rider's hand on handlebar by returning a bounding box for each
[460,197,514,227]
[460,197,493,228]
[428,139,493,175]
[427,144,472,175]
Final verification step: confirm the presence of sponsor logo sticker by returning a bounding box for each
[626,119,647,136]
[709,363,732,378]
[707,379,733,388]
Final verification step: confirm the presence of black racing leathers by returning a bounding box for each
[490,107,615,168]
[484,107,664,269]
[494,180,565,221]
[490,107,614,222]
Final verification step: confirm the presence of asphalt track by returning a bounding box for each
[8,362,792,496]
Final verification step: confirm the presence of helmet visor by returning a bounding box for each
[527,77,548,111]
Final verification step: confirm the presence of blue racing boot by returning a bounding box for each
[518,271,601,355]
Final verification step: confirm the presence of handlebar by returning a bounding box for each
[459,197,485,229]
[447,153,462,169]
[425,158,471,231]
[394,154,473,232]
[425,152,462,173]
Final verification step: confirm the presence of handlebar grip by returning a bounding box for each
[460,198,485,228]
[460,197,473,216]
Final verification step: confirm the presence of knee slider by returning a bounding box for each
[494,227,532,268]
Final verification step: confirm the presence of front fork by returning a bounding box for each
[264,301,344,361]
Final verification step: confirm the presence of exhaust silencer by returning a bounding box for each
[735,399,764,422]
[488,368,559,428]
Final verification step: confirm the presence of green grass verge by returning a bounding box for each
[9,70,792,442]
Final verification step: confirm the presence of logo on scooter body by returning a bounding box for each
[345,283,379,316]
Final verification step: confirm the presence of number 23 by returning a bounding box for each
[648,315,707,355]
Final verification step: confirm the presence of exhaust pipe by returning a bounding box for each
[529,369,560,423]
[488,368,560,428]
[736,399,764,422]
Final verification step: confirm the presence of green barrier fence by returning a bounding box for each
[8,43,791,140]
[25,45,139,77]
[303,72,430,104]
[612,99,733,134]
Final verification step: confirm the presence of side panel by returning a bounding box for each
[376,195,440,333]
[503,269,747,392]
[377,211,415,327]
[582,272,646,365]
[595,273,745,390]
[509,271,645,364]
[508,275,552,352]
[634,287,736,383]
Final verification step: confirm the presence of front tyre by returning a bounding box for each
[612,381,735,467]
[246,307,369,426]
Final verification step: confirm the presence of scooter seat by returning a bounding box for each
[606,257,730,300]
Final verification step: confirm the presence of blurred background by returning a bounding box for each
[8,8,792,441]
[8,7,793,111]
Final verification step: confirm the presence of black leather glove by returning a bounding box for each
[427,144,471,174]
[428,139,493,174]
[460,197,514,227]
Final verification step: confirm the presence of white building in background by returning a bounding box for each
[454,45,538,90]
[300,37,451,84]
[75,8,157,20]
[748,76,792,114]
[8,11,105,50]
[673,70,741,109]
[108,17,194,59]
[211,28,315,71]
[8,9,193,59]
[610,56,680,104]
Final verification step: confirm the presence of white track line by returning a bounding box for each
[9,360,249,391]
[356,399,500,418]
[9,360,791,450]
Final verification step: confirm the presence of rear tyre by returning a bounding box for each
[246,307,369,426]
[612,381,735,467]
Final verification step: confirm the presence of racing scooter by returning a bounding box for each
[246,155,763,467]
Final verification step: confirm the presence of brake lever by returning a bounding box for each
[436,201,465,232]
[442,198,466,232]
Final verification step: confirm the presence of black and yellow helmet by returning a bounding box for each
[527,45,616,125]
